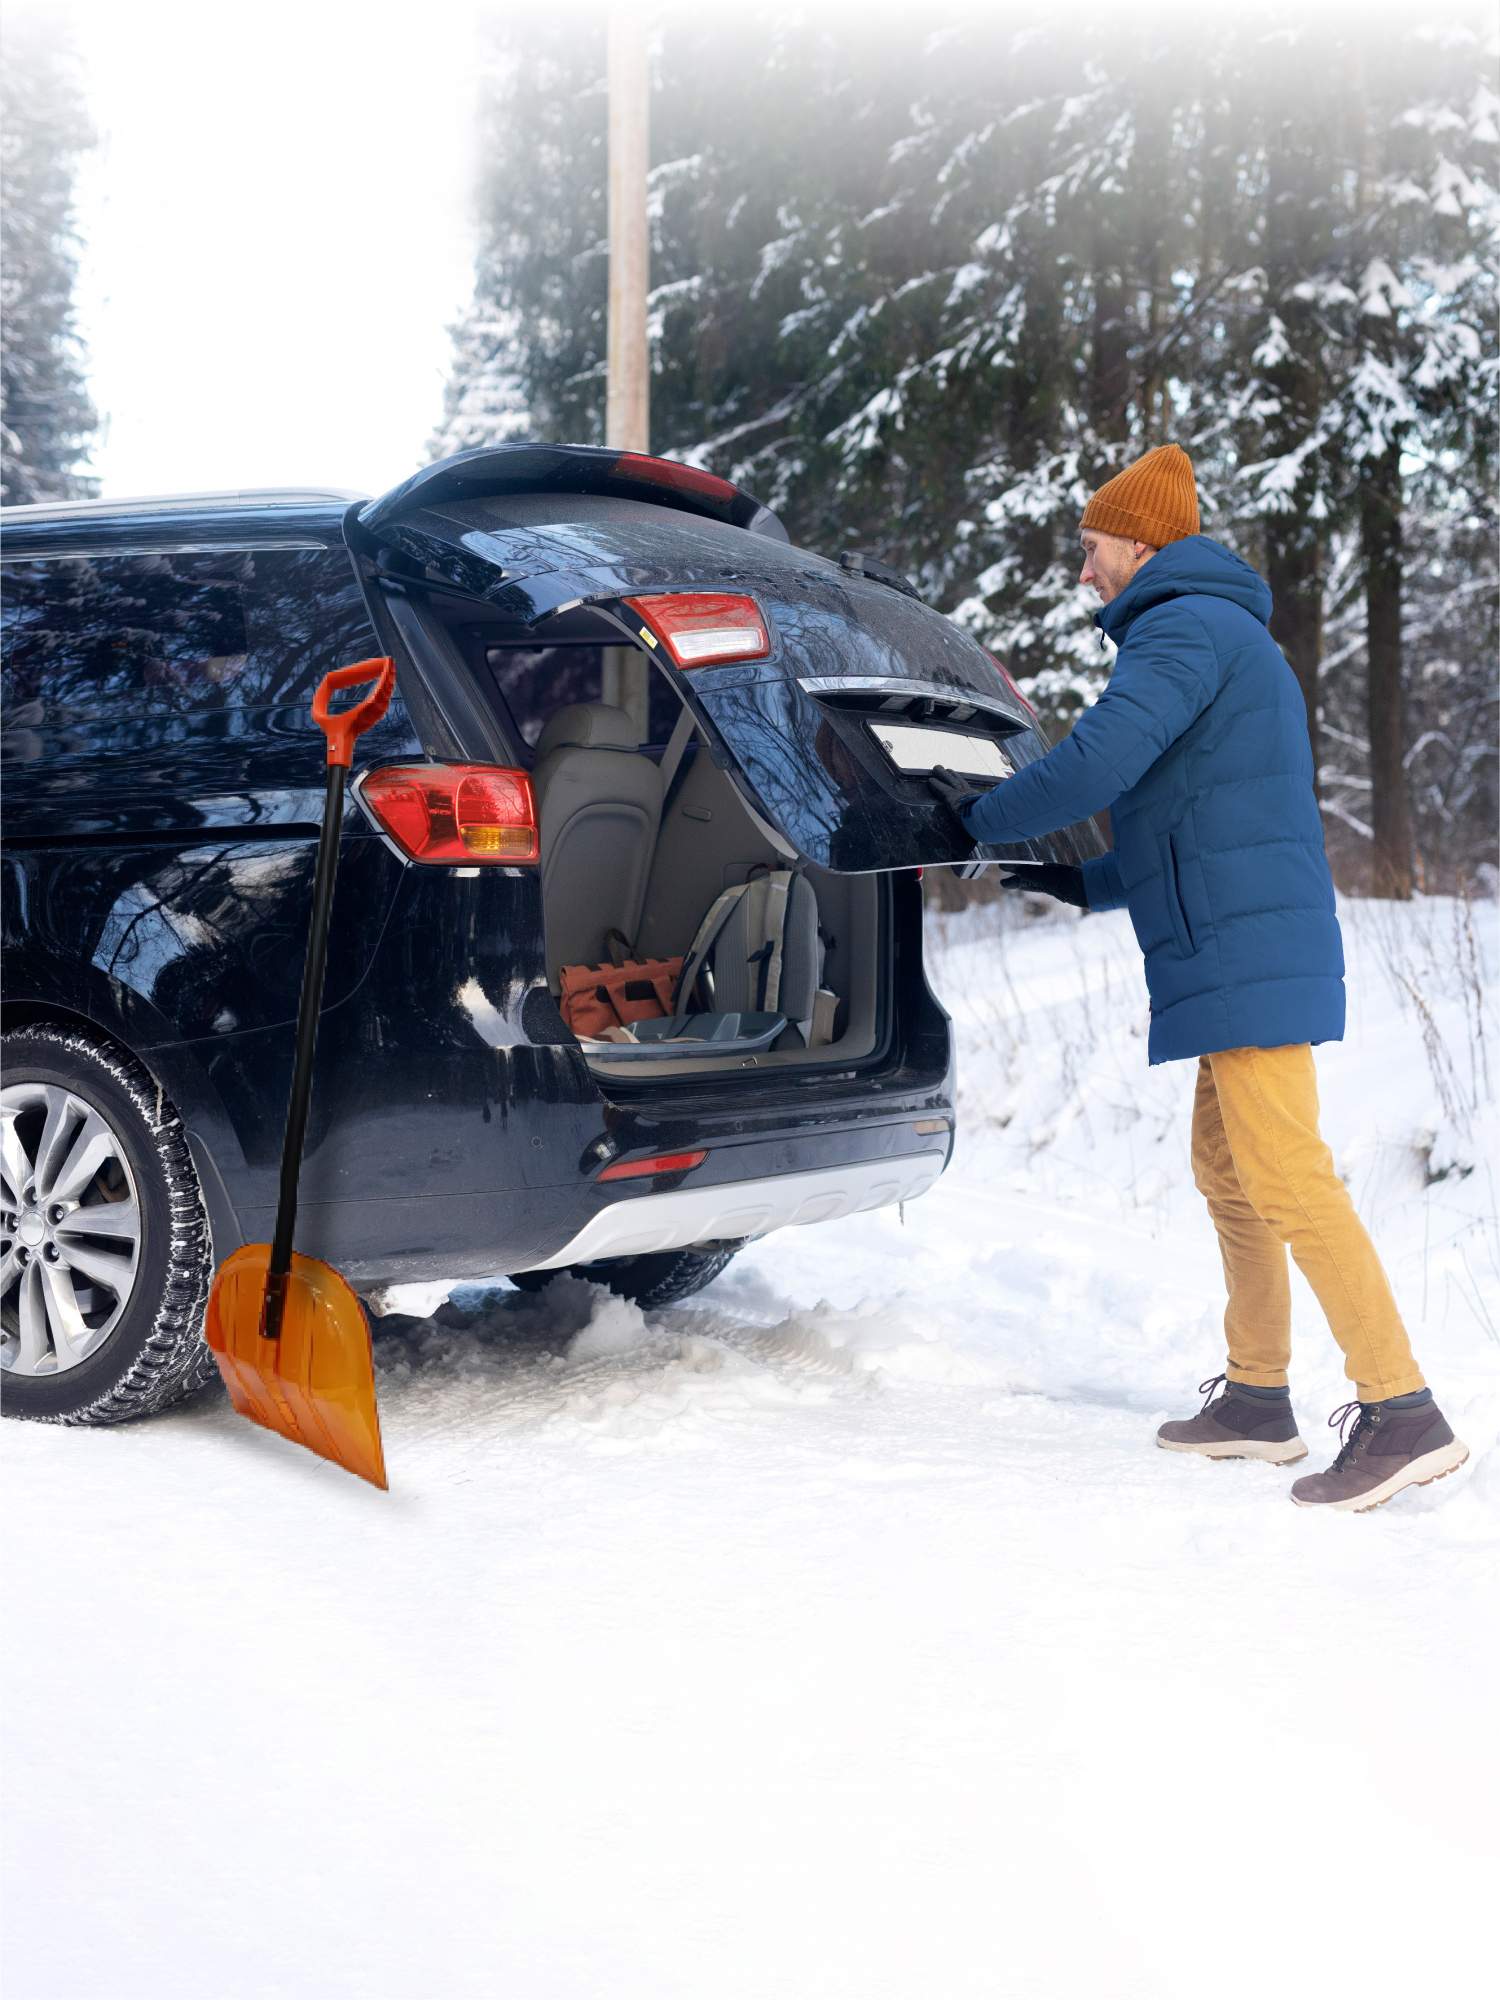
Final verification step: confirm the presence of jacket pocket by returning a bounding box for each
[1160,829,1197,956]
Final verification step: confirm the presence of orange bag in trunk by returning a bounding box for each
[558,955,685,1037]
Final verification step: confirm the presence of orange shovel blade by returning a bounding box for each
[204,1244,388,1489]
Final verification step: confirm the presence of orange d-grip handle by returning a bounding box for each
[311,657,396,768]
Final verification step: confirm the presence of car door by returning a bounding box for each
[0,543,421,1045]
[352,488,1103,874]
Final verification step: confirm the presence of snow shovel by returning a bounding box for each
[204,656,396,1489]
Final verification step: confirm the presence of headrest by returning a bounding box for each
[533,701,640,760]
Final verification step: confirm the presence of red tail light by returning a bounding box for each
[598,1149,708,1182]
[985,650,1037,718]
[359,764,540,864]
[624,591,771,669]
[614,454,737,504]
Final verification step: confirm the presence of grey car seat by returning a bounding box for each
[530,701,664,985]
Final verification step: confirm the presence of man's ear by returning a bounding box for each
[1132,540,1158,563]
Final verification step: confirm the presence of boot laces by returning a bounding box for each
[1197,1373,1227,1412]
[1328,1400,1380,1470]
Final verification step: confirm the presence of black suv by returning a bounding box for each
[0,443,1100,1425]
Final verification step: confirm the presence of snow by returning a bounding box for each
[944,261,989,307]
[1251,311,1293,370]
[1360,257,1416,319]
[6,894,1498,1998]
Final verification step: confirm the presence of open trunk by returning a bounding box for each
[574,720,887,1081]
[354,471,1103,1079]
[392,585,887,1078]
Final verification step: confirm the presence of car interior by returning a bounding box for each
[422,593,888,1078]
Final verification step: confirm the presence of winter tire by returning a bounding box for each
[1,1025,217,1424]
[508,1241,744,1309]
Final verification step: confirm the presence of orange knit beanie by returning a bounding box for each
[1081,443,1200,548]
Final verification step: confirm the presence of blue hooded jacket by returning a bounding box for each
[961,535,1345,1065]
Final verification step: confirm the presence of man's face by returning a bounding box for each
[1079,530,1155,605]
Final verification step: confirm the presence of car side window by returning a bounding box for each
[241,549,388,708]
[2,553,251,723]
[1,547,402,767]
[486,643,682,754]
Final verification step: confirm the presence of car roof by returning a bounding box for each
[1,487,369,524]
[0,489,364,556]
[0,444,790,558]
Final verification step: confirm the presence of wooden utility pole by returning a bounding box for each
[602,8,651,741]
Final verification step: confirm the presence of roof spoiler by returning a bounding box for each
[356,442,790,544]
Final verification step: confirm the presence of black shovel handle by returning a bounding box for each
[264,659,394,1339]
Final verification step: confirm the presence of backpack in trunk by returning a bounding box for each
[670,868,823,1046]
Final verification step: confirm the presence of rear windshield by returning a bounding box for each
[483,642,681,754]
[411,586,682,759]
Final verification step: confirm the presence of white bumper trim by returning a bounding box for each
[523,1152,946,1271]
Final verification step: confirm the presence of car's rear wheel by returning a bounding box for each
[508,1242,744,1309]
[1,1025,218,1424]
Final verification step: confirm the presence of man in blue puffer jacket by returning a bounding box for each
[929,443,1467,1512]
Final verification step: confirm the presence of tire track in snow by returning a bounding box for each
[366,1261,1018,1463]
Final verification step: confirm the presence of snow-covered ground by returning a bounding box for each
[7,892,1498,2000]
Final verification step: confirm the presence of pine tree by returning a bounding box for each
[1307,18,1496,893]
[0,12,97,505]
[436,7,1498,888]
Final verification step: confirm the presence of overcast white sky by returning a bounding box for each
[60,0,487,501]
[45,0,1405,506]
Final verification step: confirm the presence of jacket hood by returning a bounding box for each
[1096,534,1273,641]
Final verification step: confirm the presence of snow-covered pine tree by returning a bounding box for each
[436,7,1497,889]
[1234,31,1342,789]
[0,11,97,505]
[1265,16,1499,894]
[428,10,611,458]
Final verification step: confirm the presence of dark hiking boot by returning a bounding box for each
[1290,1397,1469,1512]
[1157,1374,1308,1464]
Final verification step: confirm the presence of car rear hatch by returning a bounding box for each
[352,449,1101,874]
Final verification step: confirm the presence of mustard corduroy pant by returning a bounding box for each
[1190,1043,1425,1402]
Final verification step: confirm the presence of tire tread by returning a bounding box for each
[3,1025,217,1425]
[509,1242,743,1308]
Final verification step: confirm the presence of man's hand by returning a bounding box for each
[999,862,1088,909]
[927,766,981,819]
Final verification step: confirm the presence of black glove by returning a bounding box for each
[927,766,981,819]
[998,862,1088,909]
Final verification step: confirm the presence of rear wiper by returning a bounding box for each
[837,550,925,603]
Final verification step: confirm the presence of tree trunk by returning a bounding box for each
[1361,448,1413,898]
[1262,104,1326,792]
[605,11,651,742]
[1133,74,1168,438]
[1266,524,1323,789]
[1090,229,1129,437]
[1351,40,1413,900]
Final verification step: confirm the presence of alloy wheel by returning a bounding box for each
[1,1081,143,1376]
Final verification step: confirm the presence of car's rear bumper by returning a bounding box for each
[522,1150,947,1270]
[233,1101,953,1284]
[150,867,956,1287]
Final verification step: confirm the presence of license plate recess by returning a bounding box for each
[866,722,1014,780]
